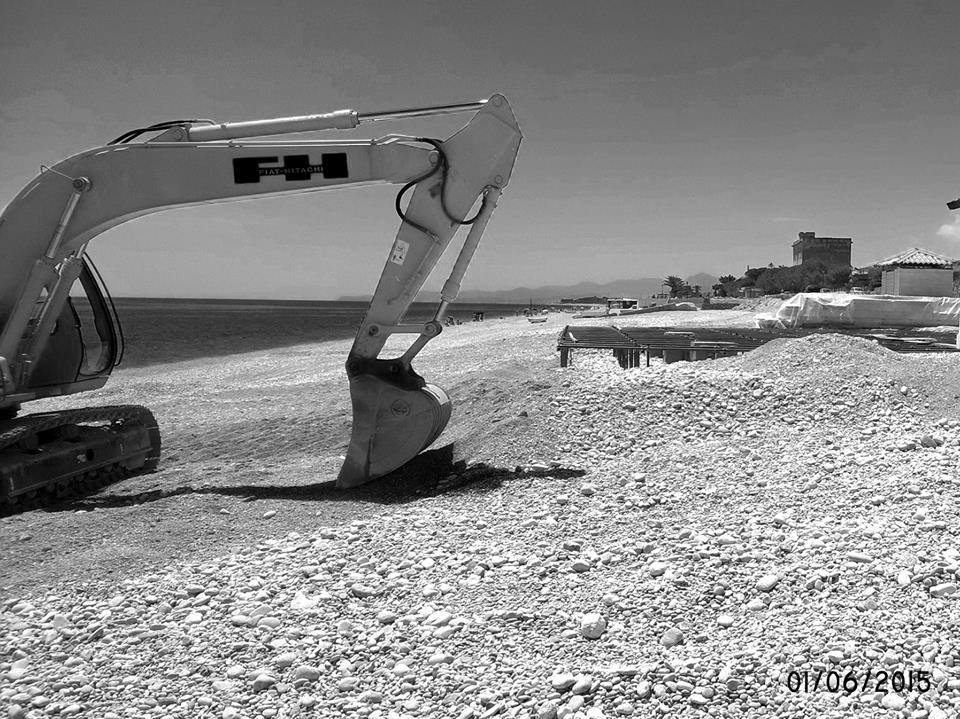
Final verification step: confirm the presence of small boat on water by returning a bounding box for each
[527,314,548,323]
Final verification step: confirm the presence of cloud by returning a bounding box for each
[937,214,960,240]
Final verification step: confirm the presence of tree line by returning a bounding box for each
[706,262,877,297]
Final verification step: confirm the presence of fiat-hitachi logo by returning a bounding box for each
[232,153,349,184]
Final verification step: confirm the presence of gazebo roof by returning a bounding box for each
[875,247,955,268]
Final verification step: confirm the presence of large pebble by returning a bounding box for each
[660,627,684,648]
[252,674,276,692]
[580,613,607,639]
[648,561,668,577]
[881,693,905,710]
[350,583,377,598]
[275,652,296,669]
[537,701,559,719]
[930,583,957,598]
[756,574,779,592]
[571,675,592,695]
[293,664,320,682]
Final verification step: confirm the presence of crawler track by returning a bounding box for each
[0,405,161,515]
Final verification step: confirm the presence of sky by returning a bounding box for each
[1,0,959,299]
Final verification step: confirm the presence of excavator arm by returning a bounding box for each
[0,94,521,498]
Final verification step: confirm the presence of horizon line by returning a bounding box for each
[107,296,545,304]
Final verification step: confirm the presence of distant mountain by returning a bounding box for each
[453,278,667,303]
[686,273,719,291]
[339,273,719,303]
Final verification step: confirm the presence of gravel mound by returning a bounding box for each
[738,332,896,369]
[732,333,901,384]
[442,358,560,468]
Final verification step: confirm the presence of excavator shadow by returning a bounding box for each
[42,444,587,511]
[197,444,585,505]
[321,446,585,505]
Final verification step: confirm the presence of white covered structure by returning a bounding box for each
[756,293,960,330]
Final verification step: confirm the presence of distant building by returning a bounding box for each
[792,232,852,267]
[848,267,873,291]
[875,247,955,297]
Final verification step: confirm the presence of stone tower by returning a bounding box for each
[792,232,852,267]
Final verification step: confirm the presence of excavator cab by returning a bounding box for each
[23,258,119,398]
[0,257,159,511]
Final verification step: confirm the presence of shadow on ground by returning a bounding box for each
[38,444,586,513]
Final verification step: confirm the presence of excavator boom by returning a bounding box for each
[0,94,521,507]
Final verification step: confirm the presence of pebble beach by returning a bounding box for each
[3,309,960,719]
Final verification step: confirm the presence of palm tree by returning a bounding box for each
[663,276,689,298]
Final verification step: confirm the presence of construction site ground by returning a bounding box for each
[4,307,960,718]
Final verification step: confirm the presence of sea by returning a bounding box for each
[109,298,540,369]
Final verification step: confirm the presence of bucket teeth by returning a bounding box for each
[337,375,451,488]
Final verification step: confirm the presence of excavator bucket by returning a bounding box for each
[334,94,521,488]
[337,374,452,488]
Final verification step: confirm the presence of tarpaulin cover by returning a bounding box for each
[755,293,960,329]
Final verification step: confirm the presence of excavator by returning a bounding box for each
[0,94,522,512]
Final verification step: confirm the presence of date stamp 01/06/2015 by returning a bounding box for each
[786,669,931,694]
